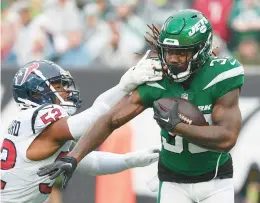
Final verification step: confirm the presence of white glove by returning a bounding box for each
[119,50,163,93]
[124,145,161,168]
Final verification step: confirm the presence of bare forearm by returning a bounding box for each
[175,123,235,152]
[69,115,114,163]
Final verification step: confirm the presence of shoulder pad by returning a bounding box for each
[208,56,242,70]
[204,56,244,86]
[203,56,244,97]
[32,104,69,134]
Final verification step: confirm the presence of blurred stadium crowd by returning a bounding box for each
[1,1,260,203]
[1,0,260,69]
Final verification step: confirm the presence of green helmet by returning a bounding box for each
[157,9,213,82]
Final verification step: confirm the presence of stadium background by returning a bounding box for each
[1,0,260,202]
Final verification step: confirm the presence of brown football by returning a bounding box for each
[155,97,208,126]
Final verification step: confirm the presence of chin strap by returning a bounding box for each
[169,62,192,83]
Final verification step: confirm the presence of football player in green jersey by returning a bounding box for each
[38,9,244,203]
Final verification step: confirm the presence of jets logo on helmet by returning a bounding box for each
[188,17,209,36]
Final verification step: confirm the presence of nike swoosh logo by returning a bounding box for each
[160,117,170,122]
[230,60,236,65]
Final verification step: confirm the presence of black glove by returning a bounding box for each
[37,156,77,189]
[153,100,182,132]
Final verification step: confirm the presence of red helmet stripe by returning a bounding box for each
[21,63,40,84]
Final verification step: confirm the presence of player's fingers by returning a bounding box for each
[153,66,162,71]
[146,76,163,82]
[37,169,45,176]
[37,166,55,176]
[153,101,161,111]
[62,180,67,189]
[145,74,162,80]
[153,109,161,120]
[153,114,159,121]
[153,70,163,77]
[37,171,45,177]
[48,170,57,177]
[153,148,161,153]
[62,174,71,189]
[152,61,162,70]
[38,166,45,171]
[143,145,160,154]
[149,145,161,153]
[137,50,152,66]
[143,71,163,79]
[141,60,162,72]
[136,50,151,66]
[149,157,159,164]
[142,50,152,60]
[141,68,162,75]
[62,175,67,189]
[148,153,159,160]
[145,155,159,165]
[153,102,169,118]
[38,164,53,172]
[49,169,63,180]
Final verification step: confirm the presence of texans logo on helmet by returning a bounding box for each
[15,63,40,86]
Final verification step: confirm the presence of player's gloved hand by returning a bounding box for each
[153,100,182,132]
[37,156,77,189]
[124,145,160,168]
[119,50,163,93]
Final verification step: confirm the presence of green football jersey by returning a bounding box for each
[137,56,244,176]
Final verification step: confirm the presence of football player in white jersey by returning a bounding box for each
[0,51,162,203]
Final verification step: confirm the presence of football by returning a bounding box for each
[154,97,208,126]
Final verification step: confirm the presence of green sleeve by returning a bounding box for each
[213,59,244,100]
[137,83,164,107]
[214,75,244,100]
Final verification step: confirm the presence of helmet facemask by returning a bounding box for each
[157,32,212,83]
[28,70,82,115]
[45,74,82,115]
[13,60,82,114]
[158,45,197,82]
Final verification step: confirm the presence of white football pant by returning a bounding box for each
[157,178,234,203]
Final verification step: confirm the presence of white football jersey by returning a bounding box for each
[1,104,72,203]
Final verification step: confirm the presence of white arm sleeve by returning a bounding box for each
[76,151,129,176]
[67,84,128,140]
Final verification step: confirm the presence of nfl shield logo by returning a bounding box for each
[181,93,188,100]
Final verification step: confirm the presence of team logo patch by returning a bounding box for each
[181,93,188,100]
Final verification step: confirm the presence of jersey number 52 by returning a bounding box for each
[40,108,62,124]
